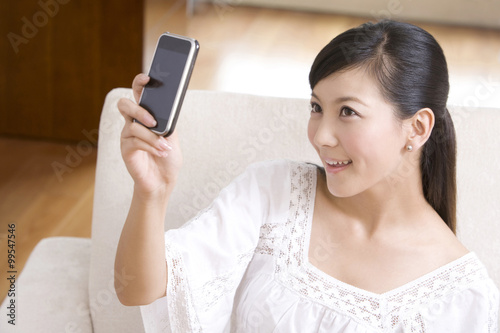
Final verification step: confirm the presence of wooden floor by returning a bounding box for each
[145,0,500,107]
[1,0,499,303]
[0,138,95,302]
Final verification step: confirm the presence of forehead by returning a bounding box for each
[312,66,386,106]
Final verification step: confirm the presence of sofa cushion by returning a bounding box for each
[89,88,500,331]
[0,237,92,332]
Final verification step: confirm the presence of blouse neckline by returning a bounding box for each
[300,163,477,299]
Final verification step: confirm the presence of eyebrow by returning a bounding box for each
[311,92,368,107]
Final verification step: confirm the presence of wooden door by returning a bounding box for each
[0,0,143,142]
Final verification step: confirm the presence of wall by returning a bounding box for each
[234,0,500,28]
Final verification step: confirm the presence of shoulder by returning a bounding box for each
[426,251,498,303]
[405,204,470,271]
[236,159,318,207]
[423,215,471,268]
[401,253,499,331]
[436,253,499,318]
[242,159,319,182]
[244,159,291,174]
[244,159,317,171]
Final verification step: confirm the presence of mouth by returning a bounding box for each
[325,159,352,166]
[324,158,352,173]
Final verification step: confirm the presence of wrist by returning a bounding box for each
[133,183,174,208]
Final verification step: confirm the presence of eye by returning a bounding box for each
[340,106,358,117]
[310,102,322,114]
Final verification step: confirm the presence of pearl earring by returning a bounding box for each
[406,145,413,152]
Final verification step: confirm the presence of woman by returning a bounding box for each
[115,20,499,332]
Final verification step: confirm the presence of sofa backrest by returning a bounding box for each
[89,88,500,332]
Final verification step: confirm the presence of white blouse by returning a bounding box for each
[140,160,499,332]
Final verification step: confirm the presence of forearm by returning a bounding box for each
[115,73,182,305]
[115,187,171,306]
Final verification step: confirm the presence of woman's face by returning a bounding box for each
[308,66,410,198]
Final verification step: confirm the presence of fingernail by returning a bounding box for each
[145,114,157,127]
[159,137,172,150]
[157,149,168,158]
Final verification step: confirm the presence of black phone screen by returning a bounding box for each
[140,36,191,132]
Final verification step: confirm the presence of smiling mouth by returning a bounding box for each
[325,160,352,166]
[324,159,352,174]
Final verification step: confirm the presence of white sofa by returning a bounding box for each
[2,88,499,332]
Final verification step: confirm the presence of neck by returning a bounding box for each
[319,166,432,238]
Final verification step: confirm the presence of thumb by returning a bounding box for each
[132,73,150,103]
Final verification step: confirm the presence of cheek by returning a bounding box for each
[345,124,403,165]
[307,118,318,149]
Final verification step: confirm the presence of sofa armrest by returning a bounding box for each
[0,237,92,332]
[89,88,146,332]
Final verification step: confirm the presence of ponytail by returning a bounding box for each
[421,108,457,233]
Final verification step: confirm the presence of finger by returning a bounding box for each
[122,120,172,152]
[118,98,157,127]
[165,130,180,147]
[122,136,169,158]
[132,73,150,103]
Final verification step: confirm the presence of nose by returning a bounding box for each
[312,115,339,148]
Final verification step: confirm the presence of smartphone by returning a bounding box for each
[138,32,199,136]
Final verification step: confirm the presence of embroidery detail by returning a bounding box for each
[165,241,202,332]
[269,162,493,331]
[192,251,254,310]
[141,160,497,332]
[255,223,282,257]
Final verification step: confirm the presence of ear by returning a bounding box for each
[406,108,435,151]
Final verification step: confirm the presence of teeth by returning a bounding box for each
[326,160,351,166]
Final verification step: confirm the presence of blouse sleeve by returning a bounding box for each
[140,160,291,333]
[416,279,499,333]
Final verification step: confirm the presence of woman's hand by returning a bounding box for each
[118,74,183,198]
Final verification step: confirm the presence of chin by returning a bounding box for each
[325,179,360,198]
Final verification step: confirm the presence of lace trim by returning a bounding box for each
[285,253,488,330]
[165,241,202,332]
[277,162,316,271]
[165,218,255,331]
[257,161,495,331]
[386,255,489,329]
[255,223,283,257]
[488,280,499,333]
